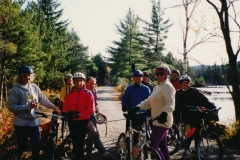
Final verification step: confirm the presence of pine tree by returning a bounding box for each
[107,8,145,77]
[141,0,172,69]
[66,29,96,74]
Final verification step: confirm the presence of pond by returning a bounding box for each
[195,85,235,124]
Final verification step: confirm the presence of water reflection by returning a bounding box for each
[195,86,235,124]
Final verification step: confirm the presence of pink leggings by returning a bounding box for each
[150,126,170,160]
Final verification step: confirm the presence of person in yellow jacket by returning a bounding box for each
[59,73,73,139]
[60,74,73,105]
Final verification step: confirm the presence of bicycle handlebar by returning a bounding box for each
[196,106,222,113]
[35,112,66,119]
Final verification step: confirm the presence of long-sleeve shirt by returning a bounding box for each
[141,81,153,92]
[138,79,175,128]
[122,83,151,111]
[62,86,95,120]
[8,83,55,126]
[60,84,73,102]
[170,78,181,90]
[175,87,216,122]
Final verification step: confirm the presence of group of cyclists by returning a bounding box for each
[7,64,217,160]
[122,64,217,160]
[8,65,116,160]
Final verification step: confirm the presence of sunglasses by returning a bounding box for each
[155,72,165,76]
[133,75,143,78]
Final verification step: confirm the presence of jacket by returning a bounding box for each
[60,84,73,102]
[138,79,175,128]
[62,86,95,120]
[8,83,55,126]
[122,83,151,111]
[175,87,216,122]
[141,81,153,92]
[170,78,181,90]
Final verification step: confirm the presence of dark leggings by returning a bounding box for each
[14,125,40,160]
[68,119,89,160]
[150,126,169,160]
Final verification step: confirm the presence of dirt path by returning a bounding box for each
[90,85,125,159]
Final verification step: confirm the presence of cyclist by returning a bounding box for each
[122,69,151,145]
[142,71,153,92]
[175,75,217,159]
[170,69,181,90]
[128,64,175,160]
[60,73,73,106]
[8,65,61,160]
[59,73,73,139]
[85,77,116,160]
[62,72,95,160]
[122,70,151,124]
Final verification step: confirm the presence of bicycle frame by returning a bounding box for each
[125,115,154,160]
[35,112,72,159]
[174,107,222,155]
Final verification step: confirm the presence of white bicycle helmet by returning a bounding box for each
[155,64,171,76]
[64,74,73,80]
[95,113,107,124]
[73,72,86,80]
[179,75,191,82]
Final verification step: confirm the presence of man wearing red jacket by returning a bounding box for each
[62,72,95,160]
[170,69,181,90]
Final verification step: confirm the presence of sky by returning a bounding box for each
[26,0,240,66]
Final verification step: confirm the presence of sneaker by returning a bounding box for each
[102,152,117,160]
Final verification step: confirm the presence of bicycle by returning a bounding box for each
[143,111,180,156]
[116,112,161,160]
[169,106,223,160]
[35,111,73,160]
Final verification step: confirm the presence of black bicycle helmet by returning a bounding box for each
[18,65,33,74]
[171,69,180,76]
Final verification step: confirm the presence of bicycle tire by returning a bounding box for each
[168,123,180,155]
[116,133,130,160]
[196,131,223,160]
[56,134,73,159]
[138,146,162,160]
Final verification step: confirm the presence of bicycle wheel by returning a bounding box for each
[116,133,130,160]
[167,123,180,155]
[196,131,223,160]
[138,146,162,160]
[57,134,73,159]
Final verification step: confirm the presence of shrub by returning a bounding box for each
[222,120,240,149]
[0,107,14,145]
[113,76,121,86]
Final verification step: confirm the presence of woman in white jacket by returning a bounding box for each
[128,64,175,160]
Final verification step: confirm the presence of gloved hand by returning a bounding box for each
[122,106,129,112]
[157,112,168,124]
[128,107,140,116]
